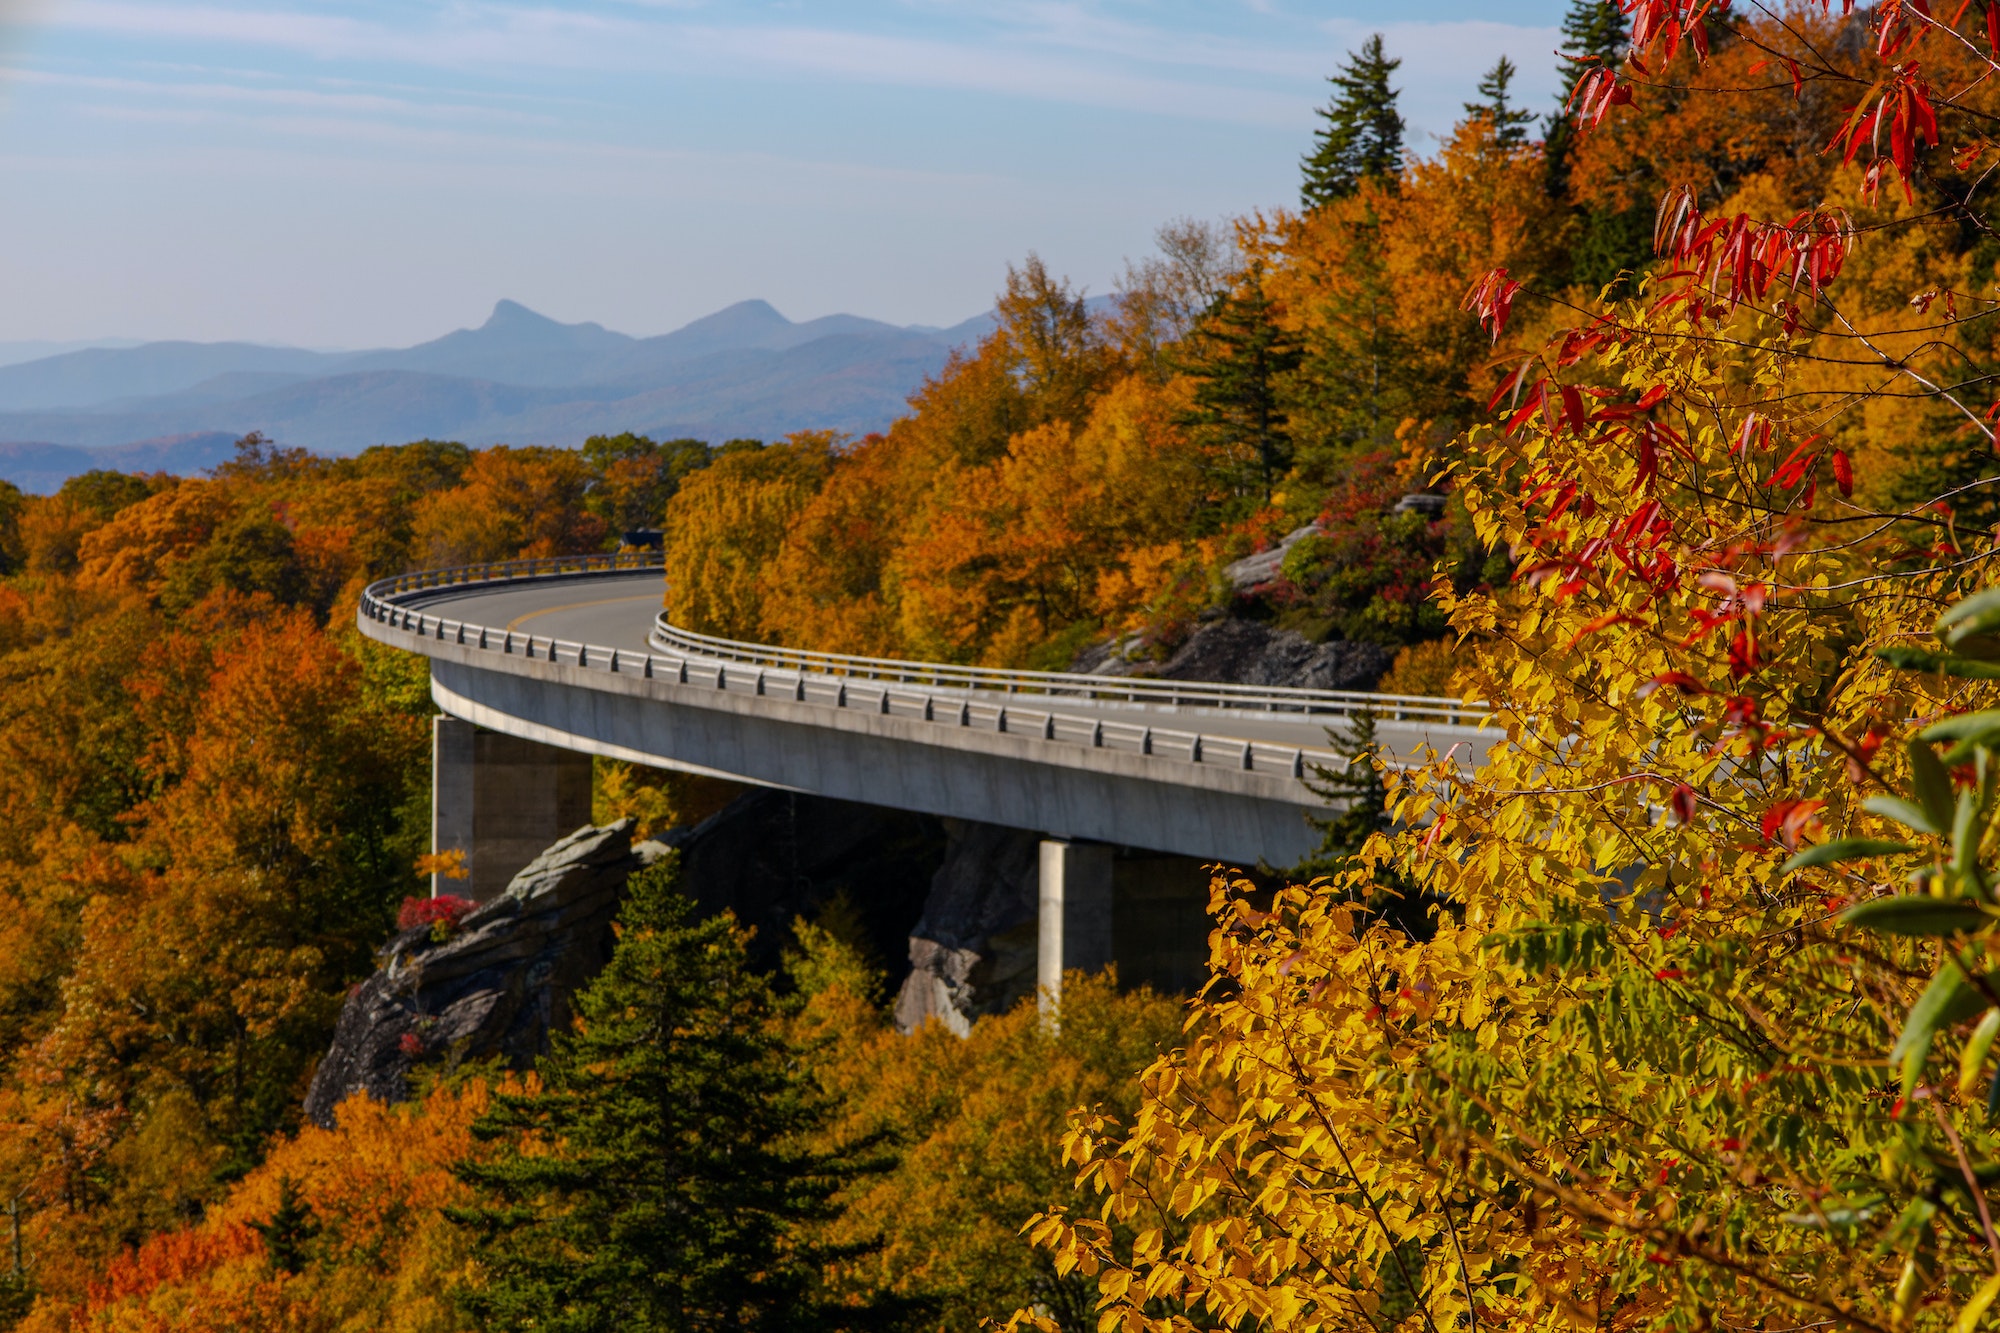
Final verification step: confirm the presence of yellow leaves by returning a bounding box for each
[415,847,469,881]
[664,434,837,640]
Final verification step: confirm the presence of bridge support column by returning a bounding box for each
[1038,839,1114,1016]
[432,716,594,902]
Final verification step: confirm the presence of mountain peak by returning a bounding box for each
[686,299,789,330]
[484,299,562,331]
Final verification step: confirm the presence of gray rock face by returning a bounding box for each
[1073,617,1391,692]
[892,820,1040,1036]
[303,820,649,1127]
[1153,618,1392,691]
[1221,523,1323,592]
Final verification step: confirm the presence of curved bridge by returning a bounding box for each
[357,554,1492,877]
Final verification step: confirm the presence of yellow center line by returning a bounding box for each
[505,592,664,632]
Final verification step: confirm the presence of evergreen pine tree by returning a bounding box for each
[1177,267,1302,509]
[1296,711,1392,882]
[1544,0,1629,190]
[250,1177,321,1275]
[1542,0,1653,292]
[1465,56,1535,147]
[452,859,899,1332]
[1300,35,1406,208]
[1293,711,1438,939]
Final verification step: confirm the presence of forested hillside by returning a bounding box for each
[4,0,2000,1326]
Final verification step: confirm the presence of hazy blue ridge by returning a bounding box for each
[0,299,1007,491]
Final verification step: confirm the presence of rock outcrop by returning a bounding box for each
[892,820,1041,1035]
[1220,522,1323,592]
[304,820,651,1127]
[1071,616,1391,692]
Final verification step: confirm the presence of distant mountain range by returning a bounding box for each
[0,299,1003,492]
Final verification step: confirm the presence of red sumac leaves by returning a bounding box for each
[1462,268,1524,340]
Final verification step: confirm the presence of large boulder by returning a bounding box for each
[892,820,1040,1036]
[304,820,650,1127]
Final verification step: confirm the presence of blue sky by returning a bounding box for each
[0,1,1567,348]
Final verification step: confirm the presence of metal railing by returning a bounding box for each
[359,554,1490,784]
[647,618,1479,723]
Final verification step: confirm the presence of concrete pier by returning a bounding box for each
[432,716,594,901]
[1038,839,1114,1015]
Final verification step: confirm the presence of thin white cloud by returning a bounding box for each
[5,64,553,123]
[32,0,1553,131]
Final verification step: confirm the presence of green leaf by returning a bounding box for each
[1781,839,1914,872]
[1874,647,2000,679]
[1921,710,2000,743]
[1782,1196,1883,1229]
[1940,591,2000,661]
[1941,736,2000,767]
[1866,794,1943,836]
[1912,740,1956,833]
[1840,896,1990,937]
[1954,1273,2000,1333]
[1892,965,1990,1098]
[1960,1009,2000,1097]
[1957,789,1983,873]
[1938,587,2000,636]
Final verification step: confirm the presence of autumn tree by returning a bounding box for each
[1018,1,2000,1329]
[1110,218,1237,376]
[19,1079,498,1333]
[786,922,1183,1331]
[889,375,1206,665]
[6,597,429,1297]
[581,432,712,534]
[663,433,837,640]
[755,431,915,656]
[993,255,1122,430]
[1274,107,1569,476]
[410,445,608,566]
[1300,35,1405,208]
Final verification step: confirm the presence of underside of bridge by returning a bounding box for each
[427,715,1220,1013]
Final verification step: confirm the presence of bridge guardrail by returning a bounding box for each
[645,620,1481,724]
[360,554,1490,784]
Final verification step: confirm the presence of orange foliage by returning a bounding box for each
[888,375,1205,664]
[1261,120,1571,465]
[8,599,428,1302]
[25,1081,496,1333]
[408,446,606,566]
[0,435,703,1297]
[16,499,103,579]
[755,432,932,656]
[74,482,236,601]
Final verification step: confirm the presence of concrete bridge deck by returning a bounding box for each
[361,554,1495,875]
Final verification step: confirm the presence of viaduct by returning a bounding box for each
[358,554,1493,1004]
